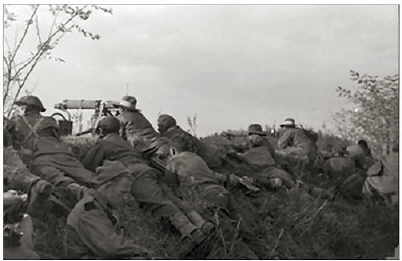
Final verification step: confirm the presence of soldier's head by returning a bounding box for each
[114,95,137,112]
[280,118,296,129]
[247,124,266,147]
[14,95,46,115]
[95,116,120,137]
[95,161,132,209]
[157,114,177,134]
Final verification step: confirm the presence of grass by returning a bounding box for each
[34,133,398,259]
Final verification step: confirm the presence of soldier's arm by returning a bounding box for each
[277,130,292,149]
[77,209,151,258]
[81,144,106,172]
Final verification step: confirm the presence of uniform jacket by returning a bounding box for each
[162,125,223,169]
[161,126,201,153]
[118,110,159,151]
[277,128,317,154]
[81,133,147,173]
[10,113,95,187]
[65,191,148,259]
[166,152,229,210]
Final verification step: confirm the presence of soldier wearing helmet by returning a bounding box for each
[148,137,260,259]
[114,95,159,152]
[228,124,296,190]
[157,114,223,170]
[10,96,94,208]
[65,161,152,259]
[277,118,318,161]
[82,116,213,252]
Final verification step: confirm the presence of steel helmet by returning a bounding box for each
[248,124,266,136]
[114,95,137,111]
[15,96,46,112]
[96,116,120,134]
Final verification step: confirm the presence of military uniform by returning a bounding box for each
[158,114,223,169]
[346,144,375,171]
[164,152,259,259]
[277,127,317,161]
[239,145,295,189]
[81,132,206,240]
[65,163,150,259]
[363,151,399,204]
[11,113,95,188]
[117,103,159,152]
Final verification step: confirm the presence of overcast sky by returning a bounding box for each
[5,5,399,136]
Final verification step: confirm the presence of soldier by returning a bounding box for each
[346,139,375,172]
[363,143,398,205]
[114,95,159,152]
[229,124,296,190]
[81,116,213,251]
[65,161,152,259]
[157,114,223,169]
[9,96,93,205]
[151,138,260,259]
[276,118,318,175]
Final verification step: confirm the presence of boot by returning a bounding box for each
[170,212,198,237]
[170,212,211,258]
[187,210,214,235]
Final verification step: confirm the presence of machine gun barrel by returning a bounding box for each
[54,99,119,110]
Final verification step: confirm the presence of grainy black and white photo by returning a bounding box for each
[3,3,399,260]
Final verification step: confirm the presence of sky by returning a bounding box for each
[4,4,399,136]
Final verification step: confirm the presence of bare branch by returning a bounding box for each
[10,6,85,84]
[34,11,42,44]
[9,5,40,66]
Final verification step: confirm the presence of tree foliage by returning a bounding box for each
[3,4,112,117]
[334,70,399,155]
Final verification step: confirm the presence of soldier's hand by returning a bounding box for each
[67,183,90,201]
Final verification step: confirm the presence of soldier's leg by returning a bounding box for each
[130,165,210,238]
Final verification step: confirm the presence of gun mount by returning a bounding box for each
[53,99,120,136]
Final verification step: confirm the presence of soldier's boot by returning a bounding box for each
[170,212,210,257]
[187,210,215,236]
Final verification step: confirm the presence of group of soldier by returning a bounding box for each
[3,94,399,259]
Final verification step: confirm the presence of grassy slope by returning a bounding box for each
[37,134,398,259]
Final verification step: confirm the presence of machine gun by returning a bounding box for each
[52,99,120,136]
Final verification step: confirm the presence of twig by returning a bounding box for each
[214,211,227,255]
[9,5,39,66]
[228,217,241,255]
[269,228,284,258]
[300,199,329,236]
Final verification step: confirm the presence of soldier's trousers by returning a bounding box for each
[128,163,183,219]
